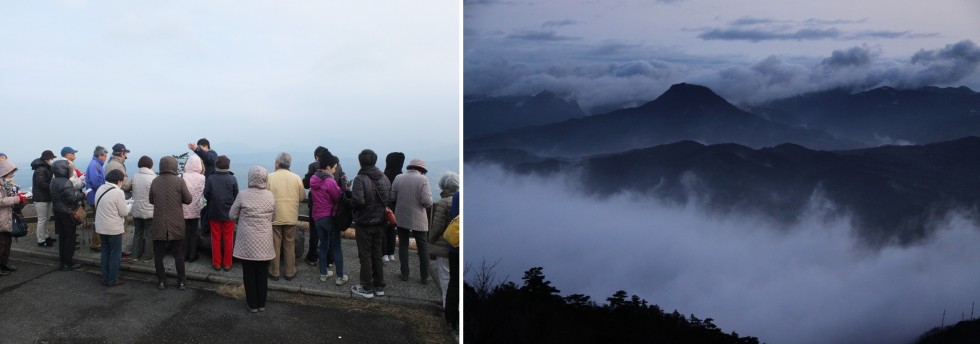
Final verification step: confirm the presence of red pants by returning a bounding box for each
[210,220,235,268]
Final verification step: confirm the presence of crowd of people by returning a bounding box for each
[0,140,460,327]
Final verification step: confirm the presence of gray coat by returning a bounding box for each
[149,156,192,241]
[103,156,132,192]
[391,170,433,231]
[427,194,453,257]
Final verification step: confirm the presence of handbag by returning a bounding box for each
[11,215,27,238]
[332,190,354,232]
[370,179,396,226]
[71,205,86,226]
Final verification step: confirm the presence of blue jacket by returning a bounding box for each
[85,156,106,205]
[194,148,218,179]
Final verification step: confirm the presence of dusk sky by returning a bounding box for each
[1,2,459,171]
[465,0,980,111]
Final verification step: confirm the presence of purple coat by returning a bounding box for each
[310,172,341,221]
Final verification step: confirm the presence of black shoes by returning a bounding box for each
[178,282,186,290]
[304,258,317,266]
[158,282,166,290]
[46,237,56,243]
[1,264,17,272]
[284,275,294,281]
[0,270,8,276]
[37,241,53,247]
[186,257,198,263]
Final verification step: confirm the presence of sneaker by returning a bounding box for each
[389,255,396,261]
[374,287,385,296]
[258,307,265,312]
[382,255,390,262]
[335,275,349,286]
[158,282,166,290]
[37,241,52,247]
[319,270,334,282]
[305,259,317,266]
[249,308,258,313]
[351,284,374,299]
[178,282,186,290]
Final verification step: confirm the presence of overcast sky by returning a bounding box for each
[0,1,459,169]
[465,0,980,111]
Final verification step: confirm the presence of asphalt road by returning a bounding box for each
[0,257,425,343]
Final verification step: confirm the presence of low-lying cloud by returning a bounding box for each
[466,163,980,344]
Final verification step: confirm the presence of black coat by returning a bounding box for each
[31,158,53,202]
[204,171,239,221]
[351,166,391,226]
[49,160,84,214]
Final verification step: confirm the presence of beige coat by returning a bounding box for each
[267,168,306,225]
[232,166,276,261]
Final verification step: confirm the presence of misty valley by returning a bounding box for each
[465,82,980,343]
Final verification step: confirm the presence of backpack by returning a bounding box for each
[332,190,354,231]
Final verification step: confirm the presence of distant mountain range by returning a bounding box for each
[752,85,980,146]
[468,137,980,246]
[464,91,586,139]
[466,83,858,157]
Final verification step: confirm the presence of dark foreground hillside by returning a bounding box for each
[917,319,980,344]
[464,266,760,344]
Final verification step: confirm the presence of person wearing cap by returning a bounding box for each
[51,159,85,271]
[391,158,433,284]
[94,169,130,287]
[267,152,308,281]
[181,154,206,264]
[349,149,391,299]
[0,153,6,161]
[203,155,238,271]
[84,146,109,252]
[54,146,83,191]
[31,150,58,247]
[104,143,133,258]
[130,156,157,263]
[0,159,28,275]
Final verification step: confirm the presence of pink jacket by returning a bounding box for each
[182,155,206,219]
[310,172,341,222]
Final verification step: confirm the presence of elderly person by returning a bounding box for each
[429,171,459,307]
[149,156,193,290]
[231,166,276,313]
[391,158,433,284]
[84,146,109,252]
[267,152,307,281]
[103,143,133,258]
[51,160,85,271]
[0,160,28,275]
[310,154,346,285]
[350,149,391,299]
[31,150,57,247]
[181,155,206,263]
[94,170,130,287]
[130,156,156,263]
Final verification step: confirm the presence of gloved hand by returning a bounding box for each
[17,193,27,204]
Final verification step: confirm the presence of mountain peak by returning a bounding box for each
[642,83,737,112]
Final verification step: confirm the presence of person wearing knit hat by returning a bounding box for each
[32,150,58,247]
[204,155,238,271]
[391,158,433,284]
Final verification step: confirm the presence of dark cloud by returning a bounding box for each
[507,30,581,41]
[906,40,980,87]
[802,17,868,25]
[730,17,777,26]
[698,27,841,42]
[467,164,980,344]
[542,19,578,28]
[820,46,875,68]
[588,41,642,56]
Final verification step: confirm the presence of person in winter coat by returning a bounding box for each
[181,154,206,263]
[310,154,345,285]
[391,158,433,284]
[31,150,57,247]
[350,149,391,299]
[267,152,307,281]
[103,143,133,258]
[95,170,130,287]
[54,146,83,191]
[0,160,27,276]
[302,146,346,267]
[188,138,218,254]
[382,152,405,262]
[149,156,193,290]
[429,172,459,307]
[231,165,276,313]
[203,155,238,271]
[130,156,156,263]
[85,146,109,252]
[50,159,85,271]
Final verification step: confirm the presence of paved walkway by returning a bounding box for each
[13,222,443,310]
